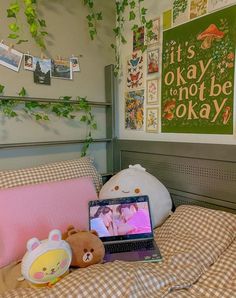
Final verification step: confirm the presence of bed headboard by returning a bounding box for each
[114,140,236,213]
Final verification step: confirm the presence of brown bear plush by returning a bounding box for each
[63,225,105,268]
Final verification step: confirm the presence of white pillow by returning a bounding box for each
[99,164,172,228]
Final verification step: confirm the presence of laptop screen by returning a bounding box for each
[89,195,153,242]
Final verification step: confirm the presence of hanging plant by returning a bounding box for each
[0,86,97,156]
[83,0,153,75]
[7,0,48,49]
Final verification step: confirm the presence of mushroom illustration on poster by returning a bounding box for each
[161,5,236,134]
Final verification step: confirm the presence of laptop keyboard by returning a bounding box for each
[105,240,156,254]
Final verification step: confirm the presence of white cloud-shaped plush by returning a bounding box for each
[99,164,172,228]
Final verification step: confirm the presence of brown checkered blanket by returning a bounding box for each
[1,205,236,298]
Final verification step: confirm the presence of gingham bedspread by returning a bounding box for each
[1,205,236,298]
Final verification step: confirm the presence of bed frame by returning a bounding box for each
[113,140,236,213]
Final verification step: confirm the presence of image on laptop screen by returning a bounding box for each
[89,196,153,242]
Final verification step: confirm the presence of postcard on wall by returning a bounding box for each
[70,57,80,72]
[24,54,34,71]
[133,26,145,52]
[146,107,159,133]
[51,59,72,80]
[147,17,161,47]
[163,9,172,30]
[126,52,144,90]
[147,49,160,74]
[173,0,189,26]
[208,0,236,12]
[0,43,23,72]
[161,5,236,134]
[190,0,207,19]
[147,79,159,105]
[125,89,144,130]
[33,57,51,85]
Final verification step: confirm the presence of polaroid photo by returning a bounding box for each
[24,54,34,71]
[70,57,80,72]
[51,58,72,80]
[33,57,51,85]
[0,43,23,72]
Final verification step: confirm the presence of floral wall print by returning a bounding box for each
[147,18,161,47]
[125,90,144,130]
[126,52,144,90]
[173,0,189,26]
[147,49,160,74]
[190,0,208,19]
[161,5,236,134]
[147,79,159,104]
[146,107,159,132]
[208,0,236,12]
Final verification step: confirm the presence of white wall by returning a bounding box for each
[117,0,236,145]
[0,0,115,172]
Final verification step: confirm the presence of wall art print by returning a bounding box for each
[125,90,144,130]
[161,5,236,134]
[126,52,144,90]
[0,43,22,72]
[147,49,160,74]
[147,79,159,104]
[163,9,172,30]
[190,0,208,19]
[173,0,189,26]
[147,18,161,47]
[208,0,236,12]
[146,107,159,133]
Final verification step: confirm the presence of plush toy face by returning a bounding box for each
[21,229,72,286]
[99,164,172,228]
[29,249,70,283]
[65,229,105,268]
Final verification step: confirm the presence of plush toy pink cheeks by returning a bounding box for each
[33,272,44,280]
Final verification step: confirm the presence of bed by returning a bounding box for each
[0,151,236,298]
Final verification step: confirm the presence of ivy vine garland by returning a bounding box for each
[0,85,97,157]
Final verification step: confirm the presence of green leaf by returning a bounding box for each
[129,11,136,21]
[8,33,19,39]
[38,19,46,27]
[7,9,16,18]
[35,114,42,120]
[141,7,148,15]
[16,39,28,44]
[129,1,136,9]
[80,115,87,122]
[18,87,27,97]
[9,23,19,32]
[0,85,5,94]
[96,12,103,20]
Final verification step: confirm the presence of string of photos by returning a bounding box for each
[0,41,81,86]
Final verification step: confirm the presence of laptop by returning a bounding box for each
[89,195,162,263]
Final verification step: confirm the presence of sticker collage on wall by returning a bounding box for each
[125,0,236,135]
[0,42,81,86]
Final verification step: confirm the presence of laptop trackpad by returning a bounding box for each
[104,251,140,262]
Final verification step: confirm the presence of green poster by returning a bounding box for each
[161,5,236,134]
